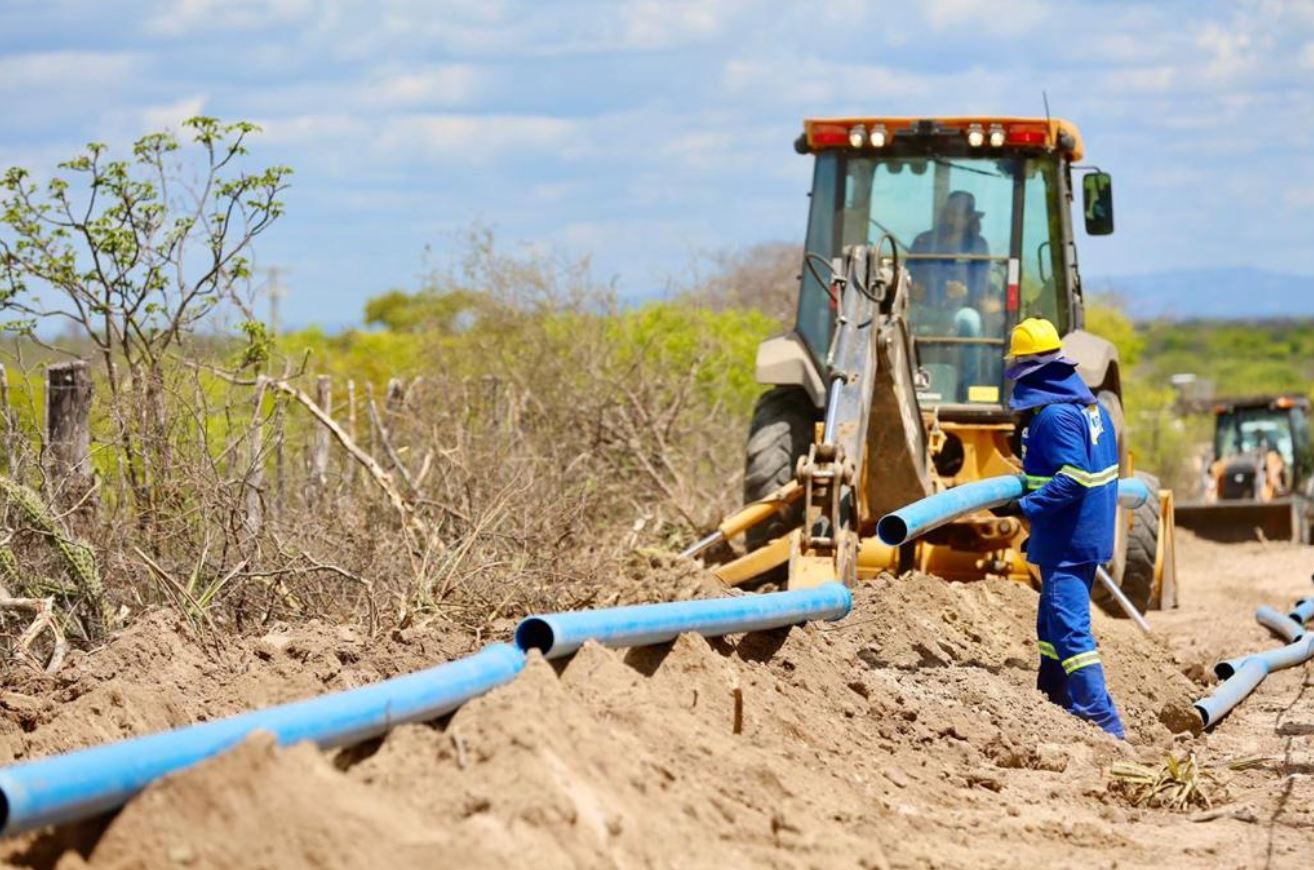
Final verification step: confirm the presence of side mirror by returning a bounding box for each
[1082,171,1114,235]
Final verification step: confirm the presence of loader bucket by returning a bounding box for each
[1175,497,1307,544]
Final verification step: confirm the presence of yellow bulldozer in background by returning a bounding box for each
[684,116,1178,615]
[1176,394,1314,544]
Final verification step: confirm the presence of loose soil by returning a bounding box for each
[1,534,1311,869]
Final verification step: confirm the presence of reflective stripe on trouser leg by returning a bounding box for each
[1039,563,1125,739]
[1035,600,1069,708]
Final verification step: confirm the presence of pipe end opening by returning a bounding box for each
[1193,703,1211,729]
[1214,662,1236,680]
[515,618,555,654]
[876,516,907,547]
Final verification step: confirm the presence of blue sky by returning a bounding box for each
[2,0,1313,329]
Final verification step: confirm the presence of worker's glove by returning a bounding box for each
[989,498,1023,518]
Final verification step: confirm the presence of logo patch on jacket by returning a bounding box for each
[1084,405,1104,445]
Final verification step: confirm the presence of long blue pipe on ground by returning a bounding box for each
[0,643,527,837]
[1195,601,1314,728]
[515,583,852,660]
[876,474,1152,546]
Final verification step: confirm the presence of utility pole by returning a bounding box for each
[267,266,284,338]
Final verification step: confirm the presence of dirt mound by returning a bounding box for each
[0,611,473,765]
[0,551,1267,869]
[61,733,489,870]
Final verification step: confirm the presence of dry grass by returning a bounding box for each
[1109,753,1227,810]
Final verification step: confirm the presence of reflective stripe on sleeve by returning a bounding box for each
[1061,650,1102,674]
[1056,463,1119,488]
[1038,641,1058,660]
[1024,475,1053,490]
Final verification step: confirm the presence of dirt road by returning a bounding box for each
[1,534,1311,869]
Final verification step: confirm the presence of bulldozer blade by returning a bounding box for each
[1175,497,1306,544]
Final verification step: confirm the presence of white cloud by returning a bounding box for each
[721,58,1009,112]
[0,51,139,96]
[380,114,575,162]
[1194,22,1260,84]
[140,95,209,130]
[146,0,314,37]
[366,65,486,108]
[1100,66,1177,93]
[259,111,576,165]
[921,0,1047,35]
[619,0,754,50]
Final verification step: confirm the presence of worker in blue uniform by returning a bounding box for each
[993,317,1126,739]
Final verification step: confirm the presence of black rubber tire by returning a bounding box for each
[743,386,817,552]
[1120,471,1161,612]
[1091,390,1129,617]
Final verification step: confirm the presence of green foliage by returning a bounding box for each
[1094,306,1314,495]
[600,303,776,415]
[363,288,486,334]
[235,319,273,370]
[1138,319,1314,398]
[1084,300,1144,368]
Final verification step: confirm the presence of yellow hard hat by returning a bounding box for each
[1007,317,1063,359]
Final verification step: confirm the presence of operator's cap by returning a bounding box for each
[1005,317,1077,380]
[945,190,984,219]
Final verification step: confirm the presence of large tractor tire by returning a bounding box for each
[1093,390,1133,617]
[743,386,817,552]
[1118,471,1163,612]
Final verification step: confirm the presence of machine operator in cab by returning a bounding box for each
[993,317,1126,739]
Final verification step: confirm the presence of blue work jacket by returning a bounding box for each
[1011,365,1119,567]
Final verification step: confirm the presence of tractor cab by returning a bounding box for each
[787,117,1112,419]
[1209,396,1313,500]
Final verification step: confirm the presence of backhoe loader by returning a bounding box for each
[1176,394,1313,543]
[685,116,1177,614]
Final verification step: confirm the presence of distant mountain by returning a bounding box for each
[1085,267,1314,321]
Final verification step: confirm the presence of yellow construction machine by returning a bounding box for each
[1176,394,1314,543]
[684,116,1177,614]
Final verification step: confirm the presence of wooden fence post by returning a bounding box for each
[311,375,331,502]
[245,375,268,536]
[344,378,357,493]
[45,360,93,510]
[0,362,15,476]
[273,393,286,520]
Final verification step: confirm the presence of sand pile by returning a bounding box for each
[1,564,1216,869]
[0,612,475,766]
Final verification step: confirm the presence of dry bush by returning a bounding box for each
[680,241,800,326]
[0,232,778,657]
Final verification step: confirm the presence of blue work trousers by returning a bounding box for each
[1035,563,1125,739]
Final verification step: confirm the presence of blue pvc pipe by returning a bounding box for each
[1289,598,1314,627]
[0,643,526,836]
[876,476,1025,546]
[515,583,852,660]
[1215,634,1314,682]
[1195,657,1267,728]
[1256,605,1305,643]
[1199,599,1314,728]
[875,474,1153,546]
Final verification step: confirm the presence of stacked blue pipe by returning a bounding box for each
[876,474,1152,546]
[1194,598,1314,728]
[515,583,852,659]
